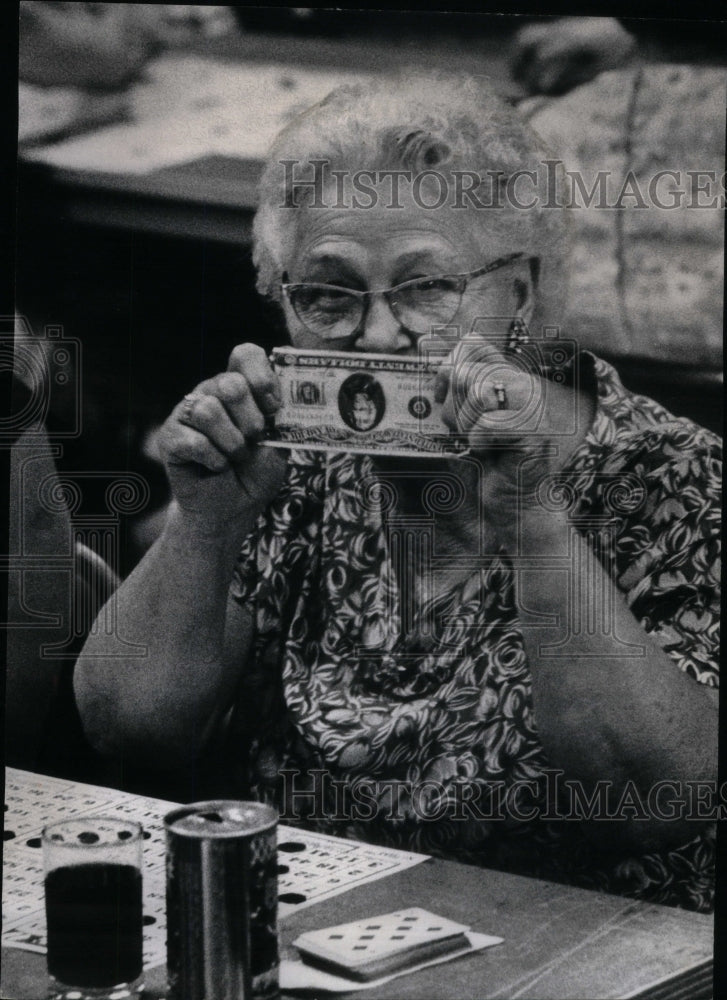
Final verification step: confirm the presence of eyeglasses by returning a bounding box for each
[281,252,531,341]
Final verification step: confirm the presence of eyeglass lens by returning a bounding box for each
[290,276,465,339]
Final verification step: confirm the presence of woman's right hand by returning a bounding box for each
[158,343,288,529]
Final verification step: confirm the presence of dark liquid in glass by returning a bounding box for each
[45,863,143,988]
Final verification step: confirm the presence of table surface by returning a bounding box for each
[1,827,714,1000]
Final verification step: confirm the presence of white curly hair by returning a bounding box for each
[253,72,570,328]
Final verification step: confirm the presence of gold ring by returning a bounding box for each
[493,381,508,410]
[180,393,201,422]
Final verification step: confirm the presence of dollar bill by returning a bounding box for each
[262,347,469,457]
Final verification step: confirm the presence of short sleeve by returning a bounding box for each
[607,423,720,686]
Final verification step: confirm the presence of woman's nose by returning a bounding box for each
[354,295,414,353]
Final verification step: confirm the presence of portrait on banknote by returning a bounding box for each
[338,373,385,432]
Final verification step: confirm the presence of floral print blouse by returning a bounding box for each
[229,354,720,913]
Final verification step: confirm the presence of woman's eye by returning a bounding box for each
[312,289,354,311]
[298,287,351,308]
[415,277,457,293]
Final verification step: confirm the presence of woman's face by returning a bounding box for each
[351,392,377,430]
[282,181,532,356]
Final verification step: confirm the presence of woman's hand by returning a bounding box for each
[435,342,588,533]
[158,343,288,530]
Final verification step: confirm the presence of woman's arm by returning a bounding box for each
[515,509,718,853]
[438,343,719,852]
[74,345,288,767]
[74,504,255,766]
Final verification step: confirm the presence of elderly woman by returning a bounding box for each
[75,75,719,912]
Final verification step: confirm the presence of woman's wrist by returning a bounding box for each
[523,507,571,547]
[164,500,254,547]
[492,506,572,555]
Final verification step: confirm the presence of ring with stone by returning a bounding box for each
[493,381,508,410]
[180,393,201,423]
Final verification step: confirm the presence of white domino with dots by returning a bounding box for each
[293,908,472,980]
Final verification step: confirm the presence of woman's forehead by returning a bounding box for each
[289,199,496,272]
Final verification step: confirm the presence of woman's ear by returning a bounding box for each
[513,275,536,327]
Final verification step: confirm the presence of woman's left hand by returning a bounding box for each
[435,341,587,531]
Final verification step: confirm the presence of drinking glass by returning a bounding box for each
[42,817,144,1000]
